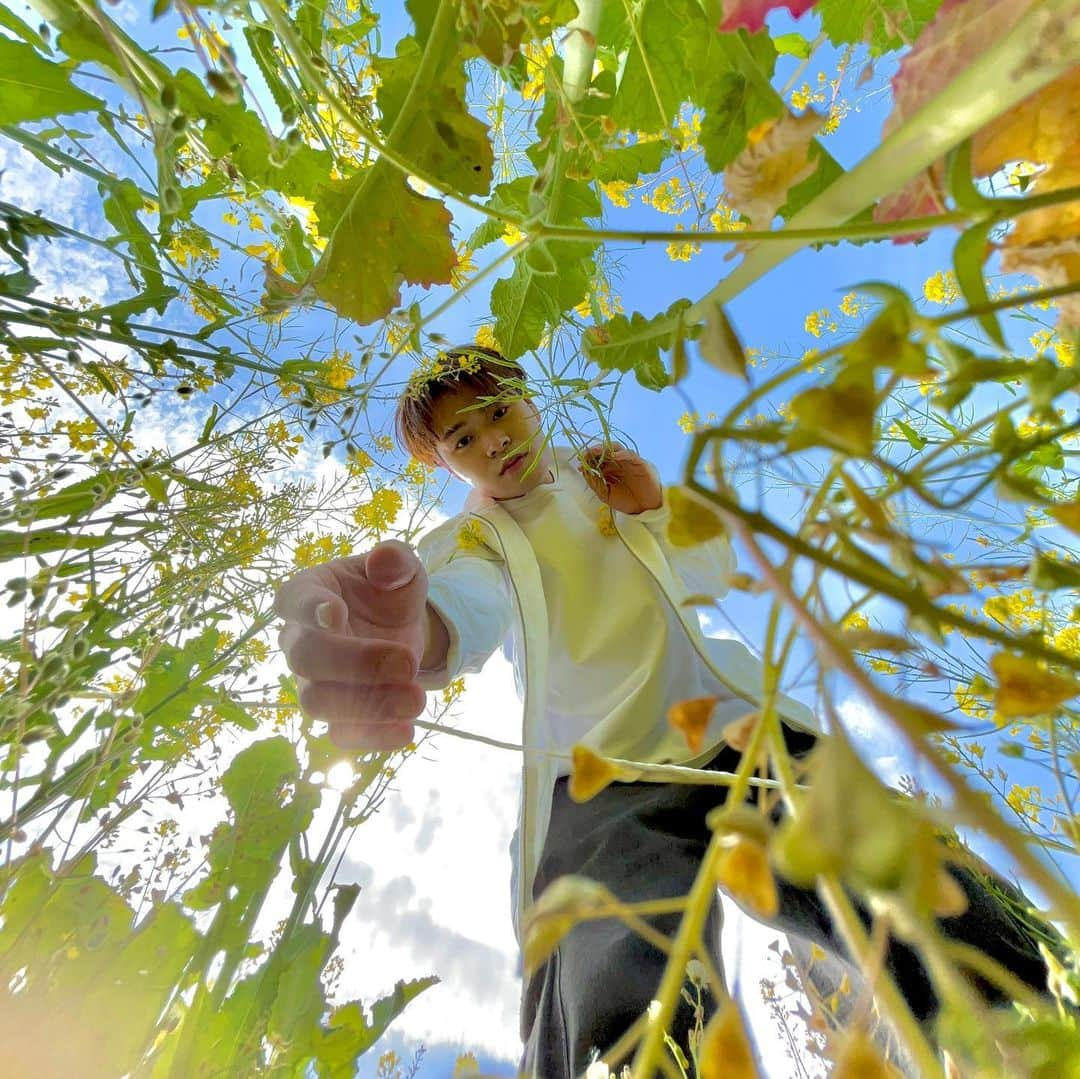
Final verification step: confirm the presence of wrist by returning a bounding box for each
[420,602,450,672]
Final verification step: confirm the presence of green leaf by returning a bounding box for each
[582,300,693,391]
[893,417,927,451]
[1030,553,1080,592]
[590,139,670,184]
[788,364,879,457]
[609,0,711,133]
[184,737,318,915]
[0,528,120,561]
[173,70,333,201]
[816,0,943,56]
[375,38,494,197]
[265,926,333,1063]
[772,32,812,59]
[313,977,439,1077]
[466,177,531,252]
[101,177,168,311]
[243,25,296,115]
[0,5,48,49]
[953,221,1005,348]
[269,161,457,325]
[491,172,600,359]
[698,32,782,172]
[0,39,104,124]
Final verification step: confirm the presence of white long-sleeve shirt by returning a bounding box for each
[414,444,820,941]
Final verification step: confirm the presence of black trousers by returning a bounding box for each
[520,728,1056,1079]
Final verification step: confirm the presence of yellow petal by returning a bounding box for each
[990,651,1080,718]
[700,998,759,1079]
[716,836,779,919]
[668,696,718,753]
[832,1031,903,1079]
[569,745,618,802]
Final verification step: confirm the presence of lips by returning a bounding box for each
[501,453,526,475]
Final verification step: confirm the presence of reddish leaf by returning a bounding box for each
[718,0,819,33]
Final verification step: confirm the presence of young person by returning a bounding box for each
[275,345,1058,1078]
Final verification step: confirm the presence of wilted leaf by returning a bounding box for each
[832,1030,903,1079]
[990,652,1080,718]
[266,163,457,325]
[700,998,759,1079]
[716,0,819,33]
[1050,500,1080,534]
[721,711,760,752]
[523,875,615,973]
[724,110,825,229]
[788,365,878,457]
[666,486,728,548]
[872,0,1034,232]
[668,696,719,753]
[772,736,944,903]
[699,301,748,379]
[568,745,624,802]
[716,835,779,918]
[875,0,1080,273]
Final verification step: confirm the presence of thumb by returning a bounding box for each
[365,540,421,592]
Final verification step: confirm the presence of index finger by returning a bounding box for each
[273,562,357,631]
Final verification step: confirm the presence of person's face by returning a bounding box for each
[430,386,554,500]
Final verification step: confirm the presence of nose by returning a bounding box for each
[487,431,511,457]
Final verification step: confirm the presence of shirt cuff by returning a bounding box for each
[625,473,671,530]
[416,588,461,691]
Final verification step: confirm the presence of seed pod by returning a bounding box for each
[39,654,67,682]
[160,83,178,110]
[206,70,240,103]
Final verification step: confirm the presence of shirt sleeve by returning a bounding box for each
[414,515,514,691]
[623,461,737,601]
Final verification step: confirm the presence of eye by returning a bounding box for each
[455,433,471,450]
[493,405,508,419]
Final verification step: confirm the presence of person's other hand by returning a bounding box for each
[577,444,663,515]
[275,540,428,750]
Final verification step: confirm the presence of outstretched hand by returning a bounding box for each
[577,443,663,515]
[274,540,429,751]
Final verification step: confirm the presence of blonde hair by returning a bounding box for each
[393,344,528,467]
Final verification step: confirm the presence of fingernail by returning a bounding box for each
[315,601,335,630]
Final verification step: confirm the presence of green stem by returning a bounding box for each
[734,523,1080,943]
[682,435,1080,675]
[539,210,972,246]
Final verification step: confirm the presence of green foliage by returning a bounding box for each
[0,38,104,124]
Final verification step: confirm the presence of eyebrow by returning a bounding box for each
[441,420,466,441]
